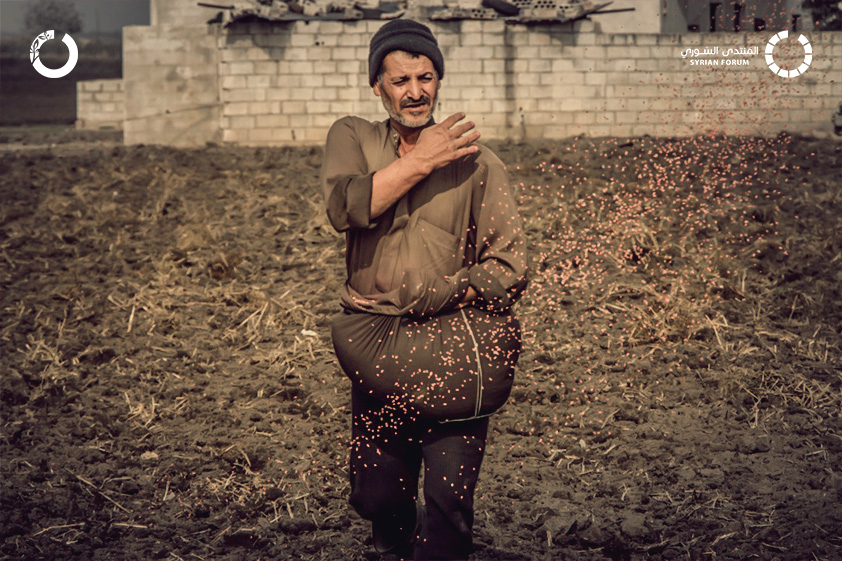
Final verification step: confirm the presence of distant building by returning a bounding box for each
[77,0,836,145]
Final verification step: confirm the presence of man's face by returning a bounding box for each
[373,51,440,129]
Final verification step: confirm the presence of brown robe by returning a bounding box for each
[320,116,528,317]
[320,116,529,420]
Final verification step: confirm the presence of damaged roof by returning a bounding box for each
[198,0,405,24]
[198,0,633,25]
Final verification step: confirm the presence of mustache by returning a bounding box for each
[400,95,431,109]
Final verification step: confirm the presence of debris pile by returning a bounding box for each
[197,0,632,24]
[199,0,405,23]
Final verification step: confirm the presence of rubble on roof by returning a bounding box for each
[198,0,631,24]
[198,0,405,24]
[430,0,632,24]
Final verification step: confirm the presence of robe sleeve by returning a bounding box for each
[468,152,529,313]
[320,117,375,232]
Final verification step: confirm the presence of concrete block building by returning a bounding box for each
[77,0,840,145]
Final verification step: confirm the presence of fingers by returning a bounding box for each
[451,120,477,138]
[442,113,478,138]
[459,144,480,157]
[459,129,481,146]
[451,143,480,163]
[415,113,480,170]
[441,112,467,129]
[440,113,480,151]
[450,128,480,155]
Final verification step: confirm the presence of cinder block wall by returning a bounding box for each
[113,17,840,146]
[76,79,124,130]
[217,20,840,145]
[123,24,222,146]
[151,0,211,26]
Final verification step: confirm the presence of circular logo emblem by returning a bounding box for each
[765,30,812,79]
[30,30,78,79]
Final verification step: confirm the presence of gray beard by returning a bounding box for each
[382,95,438,129]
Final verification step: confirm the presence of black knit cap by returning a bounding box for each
[368,19,444,87]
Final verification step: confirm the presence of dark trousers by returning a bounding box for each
[349,388,490,561]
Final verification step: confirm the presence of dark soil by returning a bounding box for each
[1,128,840,561]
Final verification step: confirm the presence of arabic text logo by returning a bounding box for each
[30,30,78,79]
[765,31,812,79]
[680,45,758,66]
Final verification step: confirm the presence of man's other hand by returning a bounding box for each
[456,285,478,309]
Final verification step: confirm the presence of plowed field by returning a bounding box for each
[1,128,840,561]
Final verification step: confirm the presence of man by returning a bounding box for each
[320,19,528,560]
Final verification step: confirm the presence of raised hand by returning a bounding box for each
[408,112,481,175]
[370,113,481,219]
